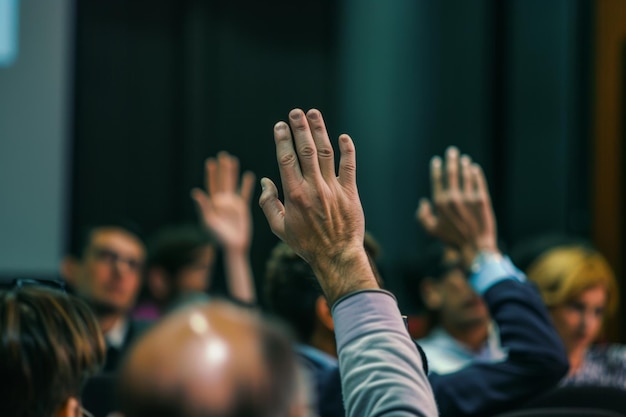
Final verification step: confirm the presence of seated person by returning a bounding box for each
[0,280,105,417]
[61,221,151,372]
[263,232,383,417]
[118,299,314,417]
[413,146,569,416]
[413,241,508,374]
[133,224,218,319]
[515,237,626,389]
[134,151,257,319]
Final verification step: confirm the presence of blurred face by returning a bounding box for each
[175,245,216,294]
[424,248,489,330]
[550,285,607,354]
[71,228,145,314]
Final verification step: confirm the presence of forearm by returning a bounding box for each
[223,248,256,304]
[334,290,438,417]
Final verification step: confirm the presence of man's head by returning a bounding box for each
[417,243,489,331]
[0,285,105,417]
[62,224,146,316]
[264,232,383,349]
[117,300,302,417]
[144,224,217,308]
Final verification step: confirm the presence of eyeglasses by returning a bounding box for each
[88,247,144,272]
[0,278,67,293]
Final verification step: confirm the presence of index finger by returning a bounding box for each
[274,120,303,191]
[430,156,443,199]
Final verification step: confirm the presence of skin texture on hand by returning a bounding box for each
[417,146,499,270]
[192,151,257,303]
[259,108,379,306]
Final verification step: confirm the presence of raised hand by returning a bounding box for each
[192,151,255,253]
[416,146,498,269]
[259,108,378,305]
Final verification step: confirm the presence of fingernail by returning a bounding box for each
[307,110,319,120]
[290,109,302,120]
[275,122,287,131]
[431,156,442,167]
[447,146,459,157]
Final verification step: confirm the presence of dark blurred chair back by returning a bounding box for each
[82,373,118,417]
[494,407,625,417]
[523,385,626,413]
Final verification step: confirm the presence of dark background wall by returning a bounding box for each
[2,0,624,339]
[71,0,595,309]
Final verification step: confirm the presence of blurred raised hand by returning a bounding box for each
[416,146,499,269]
[192,151,256,303]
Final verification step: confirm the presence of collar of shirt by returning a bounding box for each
[418,322,508,375]
[296,344,338,370]
[105,317,129,349]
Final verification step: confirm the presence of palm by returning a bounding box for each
[199,192,251,251]
[192,152,256,253]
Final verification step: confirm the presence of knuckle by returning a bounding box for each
[279,152,298,167]
[298,145,316,159]
[317,146,333,159]
[287,188,306,204]
[341,160,356,173]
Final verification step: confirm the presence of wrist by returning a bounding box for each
[310,247,380,305]
[468,249,503,275]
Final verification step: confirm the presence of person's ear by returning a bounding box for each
[421,278,443,310]
[60,256,80,286]
[315,295,334,332]
[53,397,79,417]
[147,267,171,302]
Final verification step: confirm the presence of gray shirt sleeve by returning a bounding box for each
[333,290,439,417]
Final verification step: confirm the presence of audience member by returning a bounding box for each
[133,224,217,320]
[413,146,569,416]
[61,222,150,372]
[134,151,257,320]
[259,108,437,416]
[191,150,257,305]
[516,237,626,389]
[118,108,438,417]
[118,299,310,417]
[263,232,382,417]
[0,281,105,417]
[413,241,506,374]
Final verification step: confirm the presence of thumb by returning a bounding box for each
[259,178,286,239]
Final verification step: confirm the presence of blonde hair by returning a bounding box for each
[526,245,619,317]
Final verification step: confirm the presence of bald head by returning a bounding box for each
[118,300,301,417]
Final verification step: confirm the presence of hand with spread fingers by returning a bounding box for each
[416,146,499,269]
[192,151,256,253]
[258,108,379,305]
[192,151,257,303]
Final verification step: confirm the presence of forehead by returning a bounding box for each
[568,285,608,305]
[88,227,145,257]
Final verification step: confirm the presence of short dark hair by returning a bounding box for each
[146,224,216,277]
[69,220,145,259]
[264,233,383,343]
[0,286,106,417]
[264,241,322,343]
